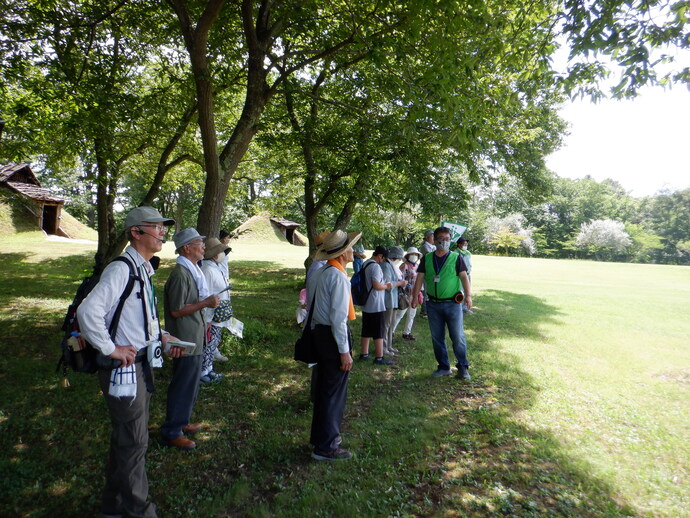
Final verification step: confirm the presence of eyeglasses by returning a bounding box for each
[138,224,168,233]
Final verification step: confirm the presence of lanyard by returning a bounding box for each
[140,264,157,322]
[432,252,449,275]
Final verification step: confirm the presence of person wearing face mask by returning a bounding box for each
[392,247,422,341]
[200,237,232,384]
[456,237,473,315]
[411,227,472,379]
[381,246,407,356]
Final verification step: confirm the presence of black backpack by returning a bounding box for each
[57,256,142,377]
[350,261,374,306]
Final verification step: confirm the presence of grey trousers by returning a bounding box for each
[383,307,396,352]
[160,354,203,440]
[98,364,157,518]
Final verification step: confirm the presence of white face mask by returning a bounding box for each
[407,256,418,264]
[214,252,225,263]
[391,258,402,265]
[436,240,450,251]
[461,245,468,250]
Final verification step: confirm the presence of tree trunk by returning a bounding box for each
[93,138,117,273]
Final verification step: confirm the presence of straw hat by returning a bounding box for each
[315,231,330,246]
[313,230,362,260]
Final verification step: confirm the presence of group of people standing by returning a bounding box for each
[77,207,239,517]
[305,225,474,463]
[75,204,474,515]
[357,244,419,365]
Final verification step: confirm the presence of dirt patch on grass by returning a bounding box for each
[656,368,690,385]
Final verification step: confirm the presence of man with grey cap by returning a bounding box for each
[77,206,179,518]
[420,230,436,255]
[161,228,220,450]
[306,229,360,460]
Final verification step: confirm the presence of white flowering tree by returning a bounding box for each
[576,219,631,260]
[485,214,536,256]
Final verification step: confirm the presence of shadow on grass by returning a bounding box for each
[0,254,639,517]
[380,288,637,517]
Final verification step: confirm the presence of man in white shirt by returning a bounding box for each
[306,229,361,460]
[77,206,179,518]
[420,229,437,255]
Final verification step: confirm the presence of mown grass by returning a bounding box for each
[0,237,688,517]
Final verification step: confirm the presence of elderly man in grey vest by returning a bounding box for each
[161,228,220,450]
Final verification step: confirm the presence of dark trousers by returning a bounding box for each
[160,354,202,440]
[98,364,157,518]
[310,325,350,452]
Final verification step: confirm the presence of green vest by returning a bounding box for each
[424,251,461,300]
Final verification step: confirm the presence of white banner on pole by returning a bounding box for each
[441,221,468,242]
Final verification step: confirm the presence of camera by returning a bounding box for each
[147,340,163,369]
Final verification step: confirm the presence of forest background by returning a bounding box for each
[1,0,689,268]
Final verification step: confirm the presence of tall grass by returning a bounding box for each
[0,236,688,517]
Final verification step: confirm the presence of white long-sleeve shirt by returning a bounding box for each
[200,259,231,325]
[77,246,160,356]
[305,264,350,354]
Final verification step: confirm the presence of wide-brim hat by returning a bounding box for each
[315,230,330,246]
[124,206,175,229]
[174,228,206,253]
[313,230,361,261]
[204,237,231,259]
[404,246,421,260]
[389,246,404,259]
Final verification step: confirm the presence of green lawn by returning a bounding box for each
[0,236,688,517]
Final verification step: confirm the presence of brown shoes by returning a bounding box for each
[182,422,204,435]
[163,435,196,450]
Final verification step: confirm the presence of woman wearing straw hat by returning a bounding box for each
[200,237,232,384]
[306,229,361,461]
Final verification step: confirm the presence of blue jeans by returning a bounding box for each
[426,301,468,370]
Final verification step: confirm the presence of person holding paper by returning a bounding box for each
[200,237,232,384]
[76,206,180,518]
[161,228,220,450]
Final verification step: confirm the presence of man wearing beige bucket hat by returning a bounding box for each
[306,229,361,460]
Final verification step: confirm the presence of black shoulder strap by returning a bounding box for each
[107,256,141,341]
[305,265,334,326]
[361,261,374,299]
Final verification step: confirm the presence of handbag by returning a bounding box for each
[294,267,333,364]
[294,292,318,364]
[398,290,411,310]
[212,299,233,323]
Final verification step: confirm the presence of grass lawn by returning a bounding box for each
[0,235,688,517]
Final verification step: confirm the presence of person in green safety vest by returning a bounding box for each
[411,227,473,379]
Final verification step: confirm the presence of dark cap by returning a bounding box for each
[373,245,389,258]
